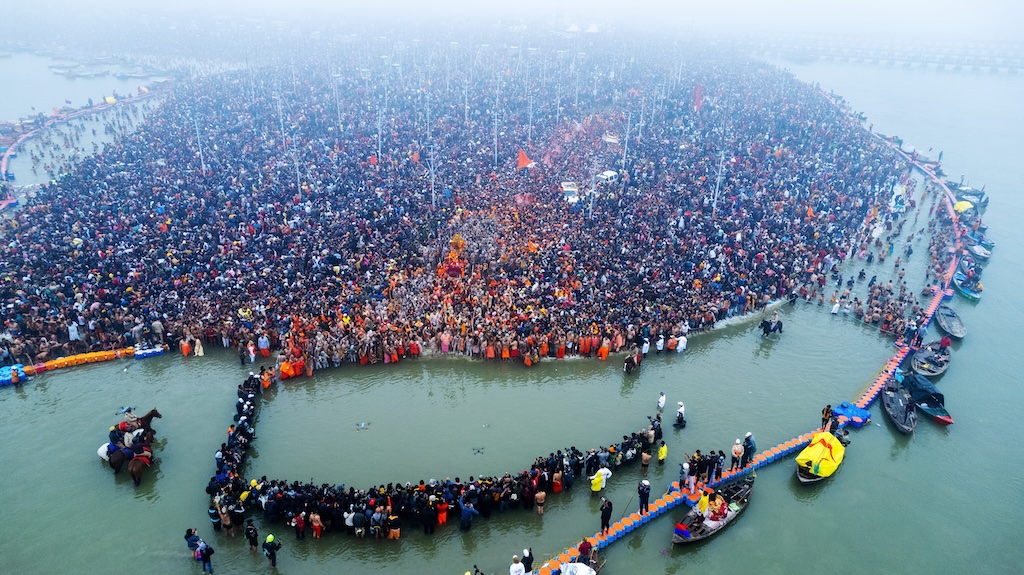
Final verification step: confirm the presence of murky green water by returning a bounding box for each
[0,57,1021,575]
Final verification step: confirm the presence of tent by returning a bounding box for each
[952,200,973,213]
[795,432,845,478]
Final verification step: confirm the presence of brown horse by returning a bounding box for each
[135,408,162,432]
[127,453,155,486]
[106,429,155,474]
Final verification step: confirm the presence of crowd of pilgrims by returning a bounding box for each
[0,42,912,373]
[207,373,733,540]
[783,170,958,345]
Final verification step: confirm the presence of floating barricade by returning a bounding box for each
[1,345,169,389]
[134,346,166,359]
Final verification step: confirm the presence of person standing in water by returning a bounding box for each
[262,534,281,567]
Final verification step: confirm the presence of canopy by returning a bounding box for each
[904,373,945,407]
[953,201,973,213]
[795,432,845,478]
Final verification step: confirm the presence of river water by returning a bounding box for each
[0,55,1021,575]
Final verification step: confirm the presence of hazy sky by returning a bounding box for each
[8,0,1022,45]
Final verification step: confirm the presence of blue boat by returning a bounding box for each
[952,271,982,301]
[964,230,995,250]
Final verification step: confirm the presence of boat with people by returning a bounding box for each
[957,254,982,278]
[881,374,917,434]
[911,341,951,378]
[903,372,954,425]
[672,477,754,544]
[963,230,995,250]
[795,431,846,484]
[952,271,983,301]
[934,305,967,339]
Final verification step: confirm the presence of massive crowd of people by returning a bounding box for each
[1,46,914,372]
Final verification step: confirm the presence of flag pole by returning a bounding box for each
[712,151,725,219]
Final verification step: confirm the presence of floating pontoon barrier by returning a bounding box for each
[2,345,170,390]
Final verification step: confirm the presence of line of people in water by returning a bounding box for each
[202,373,751,546]
[1,46,910,381]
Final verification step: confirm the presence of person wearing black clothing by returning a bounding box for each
[244,520,259,550]
[638,480,651,514]
[208,504,221,531]
[262,535,282,567]
[599,497,613,535]
[521,548,534,572]
[421,502,437,534]
[741,433,757,468]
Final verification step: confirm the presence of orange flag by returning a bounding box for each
[517,149,534,169]
[412,151,420,163]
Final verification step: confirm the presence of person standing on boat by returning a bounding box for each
[576,538,593,563]
[939,335,952,351]
[821,405,833,430]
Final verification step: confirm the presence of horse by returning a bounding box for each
[624,352,641,374]
[103,429,155,474]
[135,408,163,432]
[760,318,783,336]
[127,452,155,486]
[98,428,146,462]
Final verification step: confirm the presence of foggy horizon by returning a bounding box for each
[3,0,1021,59]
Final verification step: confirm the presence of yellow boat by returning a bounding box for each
[795,432,846,483]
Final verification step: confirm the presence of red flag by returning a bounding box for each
[693,84,704,111]
[369,155,377,166]
[517,149,534,169]
[412,151,420,163]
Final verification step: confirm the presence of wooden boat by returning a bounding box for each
[911,341,951,377]
[952,271,982,301]
[967,244,991,261]
[881,374,917,434]
[904,373,953,425]
[934,305,967,339]
[947,182,990,208]
[795,432,846,484]
[964,230,995,250]
[957,254,979,277]
[672,477,753,543]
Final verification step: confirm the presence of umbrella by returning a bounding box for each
[953,201,973,213]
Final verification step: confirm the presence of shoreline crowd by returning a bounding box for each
[2,47,911,376]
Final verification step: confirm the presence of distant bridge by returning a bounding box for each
[708,35,1024,74]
